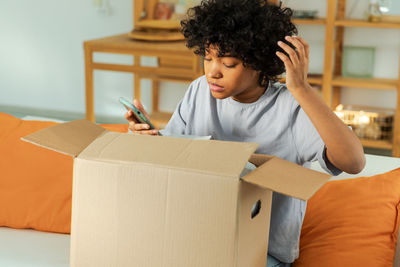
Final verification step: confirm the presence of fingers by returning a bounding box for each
[124,110,135,122]
[277,36,310,75]
[124,99,157,135]
[133,99,149,118]
[128,121,158,135]
[276,51,292,70]
[277,39,299,66]
[133,129,159,135]
[285,36,306,64]
[294,36,310,61]
[277,36,309,65]
[133,122,151,130]
[128,121,150,131]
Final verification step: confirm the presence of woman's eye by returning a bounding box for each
[223,63,236,68]
[204,57,211,61]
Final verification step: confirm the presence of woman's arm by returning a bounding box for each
[276,36,365,174]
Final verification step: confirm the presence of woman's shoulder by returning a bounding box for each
[184,75,210,102]
[269,82,298,105]
[190,75,208,92]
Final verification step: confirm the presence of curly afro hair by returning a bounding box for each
[181,0,297,88]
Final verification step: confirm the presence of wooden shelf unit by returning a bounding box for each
[279,74,323,86]
[283,0,400,156]
[361,139,393,150]
[331,76,398,90]
[307,74,324,85]
[334,19,400,29]
[321,0,400,156]
[292,18,326,25]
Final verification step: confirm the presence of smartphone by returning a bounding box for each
[119,97,157,130]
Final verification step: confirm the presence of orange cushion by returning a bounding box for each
[294,168,400,267]
[0,113,128,234]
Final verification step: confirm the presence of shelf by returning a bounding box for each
[332,76,398,90]
[308,74,323,85]
[360,139,393,150]
[292,18,326,25]
[335,19,400,29]
[279,74,323,86]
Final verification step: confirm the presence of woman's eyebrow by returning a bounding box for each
[218,54,235,58]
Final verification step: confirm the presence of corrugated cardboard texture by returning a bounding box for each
[22,119,106,157]
[79,132,258,178]
[237,181,272,267]
[70,158,240,267]
[244,156,331,201]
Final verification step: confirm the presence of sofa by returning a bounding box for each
[1,113,399,266]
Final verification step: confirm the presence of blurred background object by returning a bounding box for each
[334,104,394,142]
[342,46,375,78]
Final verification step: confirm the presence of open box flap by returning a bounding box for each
[21,119,107,157]
[244,155,331,200]
[79,133,259,177]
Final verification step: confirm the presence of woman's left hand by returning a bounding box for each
[276,36,311,94]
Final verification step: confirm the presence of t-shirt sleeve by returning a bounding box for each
[159,79,198,136]
[291,104,342,176]
[159,99,187,135]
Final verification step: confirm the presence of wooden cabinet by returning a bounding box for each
[84,0,203,128]
[277,0,400,157]
[84,34,202,128]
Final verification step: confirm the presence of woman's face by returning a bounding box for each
[204,46,266,103]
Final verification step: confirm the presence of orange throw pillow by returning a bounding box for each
[294,168,400,267]
[0,113,127,234]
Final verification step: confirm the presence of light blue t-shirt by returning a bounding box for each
[160,75,341,263]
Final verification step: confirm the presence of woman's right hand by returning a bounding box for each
[124,99,159,135]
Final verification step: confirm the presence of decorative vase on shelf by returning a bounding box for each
[367,0,382,22]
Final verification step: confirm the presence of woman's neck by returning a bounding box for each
[231,85,267,103]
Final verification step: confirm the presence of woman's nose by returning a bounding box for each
[207,64,222,79]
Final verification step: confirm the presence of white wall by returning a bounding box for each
[0,0,399,123]
[0,0,136,122]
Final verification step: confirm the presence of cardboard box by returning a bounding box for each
[22,119,330,267]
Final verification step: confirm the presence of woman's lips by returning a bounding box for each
[209,82,224,92]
